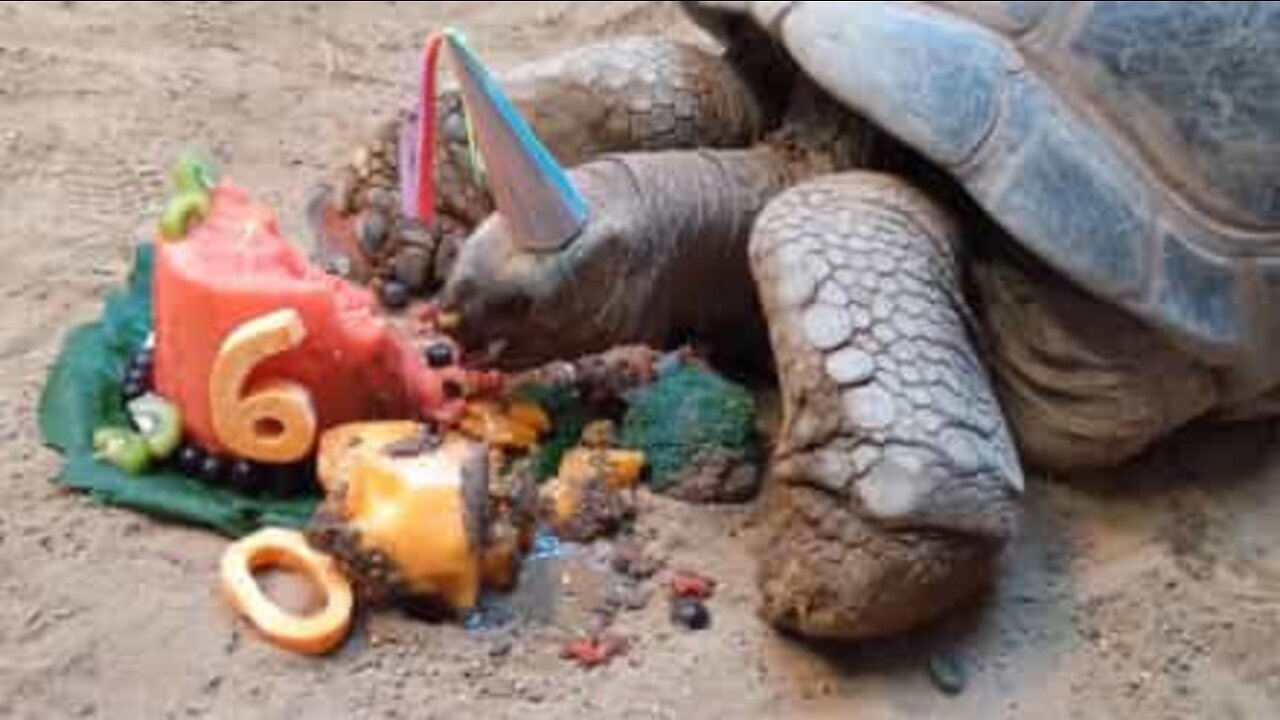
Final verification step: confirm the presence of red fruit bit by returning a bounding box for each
[561,634,629,669]
[668,570,716,601]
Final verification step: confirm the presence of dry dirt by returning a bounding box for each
[1,2,1278,718]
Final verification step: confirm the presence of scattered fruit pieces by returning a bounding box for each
[314,420,423,494]
[557,447,646,490]
[219,528,354,656]
[539,443,646,542]
[561,633,630,669]
[459,400,549,451]
[668,569,716,601]
[92,427,151,475]
[423,339,457,369]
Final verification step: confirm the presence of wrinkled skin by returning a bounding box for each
[319,34,1239,642]
[442,148,789,369]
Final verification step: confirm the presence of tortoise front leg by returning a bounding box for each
[311,38,763,295]
[749,172,1023,639]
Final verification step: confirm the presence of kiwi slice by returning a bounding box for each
[173,155,218,194]
[93,427,151,475]
[160,190,210,240]
[128,393,184,460]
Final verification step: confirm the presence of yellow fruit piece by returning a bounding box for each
[318,423,488,612]
[506,400,552,435]
[316,421,422,494]
[219,528,354,656]
[459,400,547,451]
[210,309,317,464]
[540,447,646,534]
[559,448,646,489]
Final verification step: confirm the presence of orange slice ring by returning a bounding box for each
[220,528,354,656]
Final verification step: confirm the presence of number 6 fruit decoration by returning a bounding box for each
[209,308,317,463]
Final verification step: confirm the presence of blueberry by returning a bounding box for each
[132,347,154,372]
[670,598,711,631]
[424,341,455,368]
[121,380,146,401]
[125,368,150,392]
[379,280,410,310]
[227,459,257,495]
[176,444,205,476]
[199,454,226,485]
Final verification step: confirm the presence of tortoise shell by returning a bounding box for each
[686,1,1280,392]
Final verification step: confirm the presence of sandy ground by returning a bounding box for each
[1,2,1278,718]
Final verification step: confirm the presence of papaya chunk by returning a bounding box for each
[311,422,489,612]
[219,528,354,656]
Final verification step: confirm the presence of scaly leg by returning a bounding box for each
[749,172,1023,639]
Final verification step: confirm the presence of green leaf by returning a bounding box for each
[620,364,760,491]
[39,244,152,453]
[38,243,318,538]
[58,456,316,537]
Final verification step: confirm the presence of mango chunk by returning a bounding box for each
[459,400,549,451]
[540,446,646,542]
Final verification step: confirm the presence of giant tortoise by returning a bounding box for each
[313,1,1280,640]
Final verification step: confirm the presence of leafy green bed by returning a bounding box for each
[38,245,316,538]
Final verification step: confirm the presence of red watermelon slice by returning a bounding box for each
[153,181,470,458]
